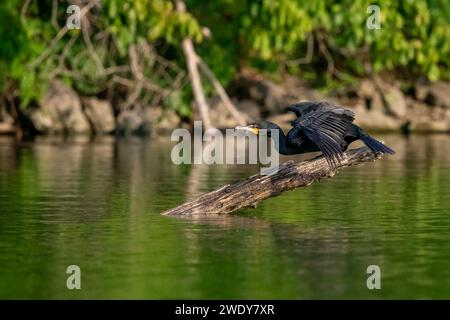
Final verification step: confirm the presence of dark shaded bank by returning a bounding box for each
[1,73,450,139]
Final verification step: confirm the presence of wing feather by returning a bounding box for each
[291,105,355,168]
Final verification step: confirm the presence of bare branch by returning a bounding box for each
[51,0,60,30]
[316,30,344,80]
[286,32,315,66]
[28,1,97,70]
[175,0,212,130]
[198,59,248,125]
[80,7,105,74]
[20,0,32,23]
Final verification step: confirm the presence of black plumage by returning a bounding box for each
[237,101,395,169]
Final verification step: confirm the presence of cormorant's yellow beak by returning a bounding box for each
[235,125,259,135]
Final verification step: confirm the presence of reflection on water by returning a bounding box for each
[0,134,450,299]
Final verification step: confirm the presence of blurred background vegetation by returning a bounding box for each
[0,0,449,136]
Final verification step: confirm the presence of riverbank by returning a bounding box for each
[1,71,450,137]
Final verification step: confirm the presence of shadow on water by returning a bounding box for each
[1,134,450,299]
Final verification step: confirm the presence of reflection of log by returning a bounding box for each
[162,147,383,217]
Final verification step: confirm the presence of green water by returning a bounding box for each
[1,134,450,299]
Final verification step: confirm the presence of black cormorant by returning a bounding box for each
[237,101,395,168]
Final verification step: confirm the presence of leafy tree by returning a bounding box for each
[0,0,448,112]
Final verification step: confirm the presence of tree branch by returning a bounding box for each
[286,32,314,66]
[175,0,212,130]
[28,1,97,70]
[198,59,248,125]
[162,147,383,217]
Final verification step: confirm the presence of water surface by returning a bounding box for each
[0,134,449,299]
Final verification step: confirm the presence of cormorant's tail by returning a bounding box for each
[356,126,395,155]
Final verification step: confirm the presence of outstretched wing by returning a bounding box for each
[286,105,303,118]
[292,106,355,168]
[286,101,337,119]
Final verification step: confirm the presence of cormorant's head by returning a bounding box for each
[235,123,260,135]
[235,121,280,136]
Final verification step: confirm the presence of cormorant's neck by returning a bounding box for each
[272,127,299,155]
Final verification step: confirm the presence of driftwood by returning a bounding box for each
[162,147,383,217]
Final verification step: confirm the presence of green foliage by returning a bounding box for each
[104,0,202,55]
[165,90,192,118]
[0,0,204,108]
[240,0,313,60]
[0,0,448,111]
[189,0,449,84]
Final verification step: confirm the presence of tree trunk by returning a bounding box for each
[198,60,248,126]
[175,0,247,128]
[175,0,212,130]
[162,147,382,217]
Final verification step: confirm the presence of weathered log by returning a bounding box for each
[161,147,383,217]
